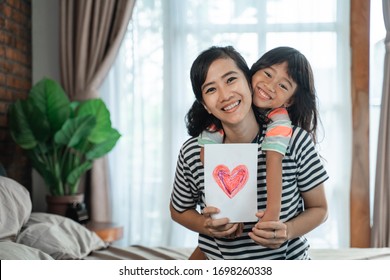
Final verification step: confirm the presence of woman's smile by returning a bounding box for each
[222,100,241,111]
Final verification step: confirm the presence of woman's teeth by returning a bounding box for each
[223,101,240,111]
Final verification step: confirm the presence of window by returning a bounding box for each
[101,0,351,248]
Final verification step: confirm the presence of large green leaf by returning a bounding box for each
[8,100,38,150]
[54,115,96,148]
[77,99,113,143]
[86,128,121,160]
[29,78,71,134]
[23,100,51,143]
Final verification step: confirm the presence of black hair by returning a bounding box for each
[250,46,319,143]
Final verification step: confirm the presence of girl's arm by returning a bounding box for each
[261,107,292,222]
[262,151,283,221]
[248,184,328,248]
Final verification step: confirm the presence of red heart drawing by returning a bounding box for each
[212,164,249,198]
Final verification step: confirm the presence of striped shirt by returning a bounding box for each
[170,125,329,259]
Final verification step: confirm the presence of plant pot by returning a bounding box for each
[46,194,84,216]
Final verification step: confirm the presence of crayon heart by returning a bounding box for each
[212,164,249,198]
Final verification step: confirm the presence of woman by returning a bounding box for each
[170,46,328,259]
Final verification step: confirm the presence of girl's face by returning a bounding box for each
[201,58,253,127]
[251,61,297,109]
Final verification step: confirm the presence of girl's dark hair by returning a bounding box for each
[186,46,258,137]
[251,46,319,143]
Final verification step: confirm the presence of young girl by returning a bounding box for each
[170,46,328,259]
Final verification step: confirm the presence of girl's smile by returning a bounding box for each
[255,86,274,101]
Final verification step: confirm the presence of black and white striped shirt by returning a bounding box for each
[171,125,329,259]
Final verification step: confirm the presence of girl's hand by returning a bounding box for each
[248,211,288,249]
[202,206,243,238]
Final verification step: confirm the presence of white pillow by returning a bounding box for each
[17,212,107,260]
[0,176,32,241]
[0,241,53,260]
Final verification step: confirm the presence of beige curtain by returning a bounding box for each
[371,0,390,247]
[60,0,136,222]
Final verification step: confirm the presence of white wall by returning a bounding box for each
[31,0,60,211]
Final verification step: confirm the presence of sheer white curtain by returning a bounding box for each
[369,0,386,227]
[100,0,351,248]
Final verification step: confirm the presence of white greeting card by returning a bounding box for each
[204,143,258,223]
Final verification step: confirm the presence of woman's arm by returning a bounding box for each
[285,183,328,239]
[169,202,210,235]
[248,184,328,248]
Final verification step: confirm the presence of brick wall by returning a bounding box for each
[0,0,32,192]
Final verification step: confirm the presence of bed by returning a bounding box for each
[83,245,390,260]
[1,176,390,260]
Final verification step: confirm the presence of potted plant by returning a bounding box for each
[8,77,121,214]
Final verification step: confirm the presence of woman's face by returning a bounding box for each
[251,61,297,109]
[201,58,253,127]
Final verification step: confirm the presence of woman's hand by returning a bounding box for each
[248,184,327,249]
[202,206,243,238]
[248,211,288,249]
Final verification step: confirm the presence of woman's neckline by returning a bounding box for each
[223,125,261,144]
